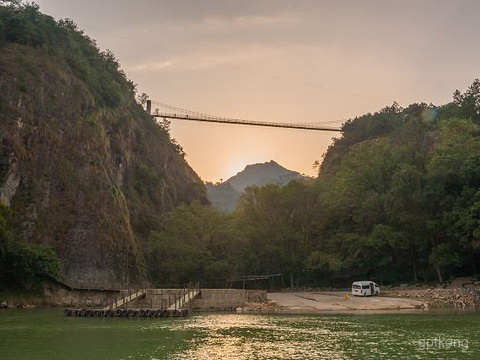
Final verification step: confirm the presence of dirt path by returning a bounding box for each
[266,291,425,313]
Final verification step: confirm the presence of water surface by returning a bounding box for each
[0,309,478,359]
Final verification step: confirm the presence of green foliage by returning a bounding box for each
[0,1,135,108]
[0,204,60,288]
[316,82,480,283]
[452,79,480,123]
[133,162,164,200]
[145,201,249,287]
[235,181,322,288]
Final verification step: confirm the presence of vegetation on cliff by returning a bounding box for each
[0,1,206,289]
[0,203,60,291]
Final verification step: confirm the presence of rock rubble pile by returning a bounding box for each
[382,288,480,309]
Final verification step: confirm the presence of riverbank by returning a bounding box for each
[0,289,49,309]
[2,282,480,313]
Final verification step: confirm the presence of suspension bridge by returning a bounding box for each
[145,100,343,132]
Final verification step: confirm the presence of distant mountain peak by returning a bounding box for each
[207,160,303,212]
[227,160,301,192]
[233,160,295,180]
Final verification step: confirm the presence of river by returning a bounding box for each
[0,309,478,359]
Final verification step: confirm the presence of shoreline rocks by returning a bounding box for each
[381,288,480,309]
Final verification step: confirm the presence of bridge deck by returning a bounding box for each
[154,114,341,132]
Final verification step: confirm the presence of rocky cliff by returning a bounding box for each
[0,4,206,287]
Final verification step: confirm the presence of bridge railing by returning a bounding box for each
[147,100,342,132]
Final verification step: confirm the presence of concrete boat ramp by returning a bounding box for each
[267,291,425,313]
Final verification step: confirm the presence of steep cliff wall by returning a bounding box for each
[0,5,206,287]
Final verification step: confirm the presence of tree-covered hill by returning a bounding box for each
[146,81,480,288]
[0,1,206,289]
[317,81,480,283]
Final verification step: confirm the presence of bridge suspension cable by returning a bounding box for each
[146,100,342,132]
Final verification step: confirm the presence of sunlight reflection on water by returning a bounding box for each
[165,313,479,360]
[165,314,381,359]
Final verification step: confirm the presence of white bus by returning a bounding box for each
[351,281,380,296]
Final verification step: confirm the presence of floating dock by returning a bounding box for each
[64,307,189,317]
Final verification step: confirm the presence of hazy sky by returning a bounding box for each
[33,0,480,181]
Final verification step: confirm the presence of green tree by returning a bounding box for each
[236,181,321,288]
[145,202,248,287]
[424,118,480,281]
[0,203,60,288]
[453,79,480,123]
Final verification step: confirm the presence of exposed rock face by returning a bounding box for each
[0,44,206,286]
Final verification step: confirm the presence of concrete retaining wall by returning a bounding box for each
[131,288,267,311]
[191,289,267,311]
[44,284,121,308]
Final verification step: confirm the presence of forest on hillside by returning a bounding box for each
[147,80,480,288]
